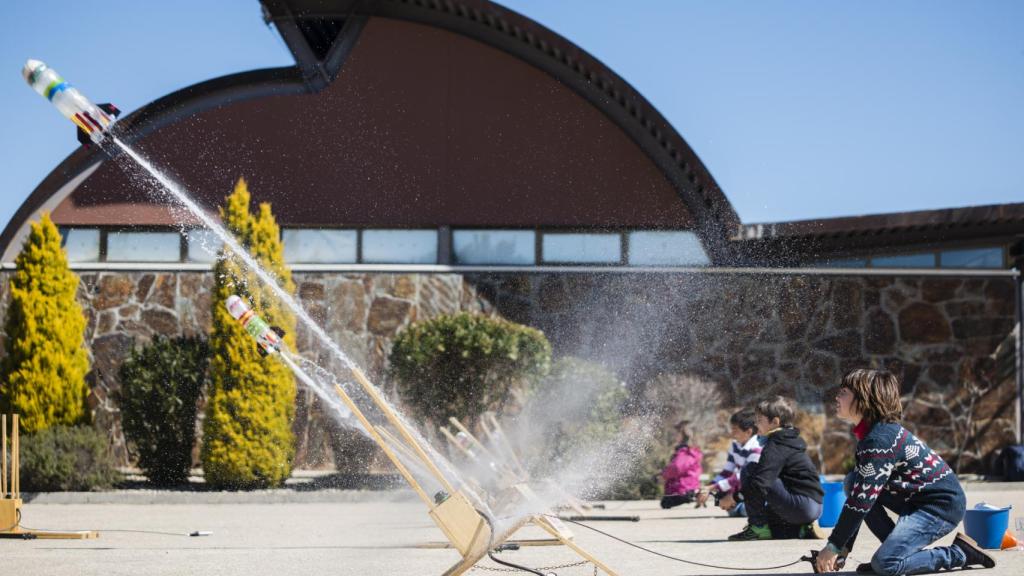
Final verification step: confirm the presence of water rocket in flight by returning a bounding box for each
[23,59,120,146]
[225,295,287,356]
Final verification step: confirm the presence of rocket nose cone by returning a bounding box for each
[22,59,44,83]
[225,295,246,320]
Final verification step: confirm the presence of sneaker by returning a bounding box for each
[728,523,772,541]
[855,562,873,573]
[799,523,827,539]
[952,532,995,569]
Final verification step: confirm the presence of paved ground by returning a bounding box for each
[3,487,1022,575]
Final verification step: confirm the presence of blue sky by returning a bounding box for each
[1,0,1021,232]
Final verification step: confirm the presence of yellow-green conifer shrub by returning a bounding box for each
[201,178,298,489]
[0,213,90,433]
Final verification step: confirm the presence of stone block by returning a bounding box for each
[864,308,896,354]
[367,296,411,336]
[898,302,951,343]
[94,275,134,309]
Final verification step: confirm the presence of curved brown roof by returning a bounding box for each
[2,0,737,262]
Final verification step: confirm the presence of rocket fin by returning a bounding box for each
[257,345,268,357]
[98,103,121,118]
[271,326,286,338]
[77,127,91,146]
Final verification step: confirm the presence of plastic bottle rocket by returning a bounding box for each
[22,59,120,145]
[225,295,286,356]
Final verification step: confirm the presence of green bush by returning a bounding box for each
[520,357,627,477]
[120,336,209,486]
[19,425,120,491]
[389,312,551,428]
[202,178,297,489]
[0,213,90,433]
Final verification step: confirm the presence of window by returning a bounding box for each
[628,231,710,266]
[186,229,224,263]
[282,229,357,263]
[362,229,438,264]
[542,233,621,264]
[106,231,181,262]
[871,253,936,268]
[59,228,100,262]
[453,230,535,265]
[939,247,1004,269]
[819,259,868,268]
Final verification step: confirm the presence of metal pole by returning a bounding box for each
[1016,271,1023,444]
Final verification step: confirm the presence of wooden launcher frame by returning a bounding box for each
[330,364,619,576]
[1,414,97,539]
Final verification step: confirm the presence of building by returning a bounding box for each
[1,0,1021,473]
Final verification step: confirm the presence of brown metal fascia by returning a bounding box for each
[266,0,740,264]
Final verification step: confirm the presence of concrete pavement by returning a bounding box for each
[3,487,1023,575]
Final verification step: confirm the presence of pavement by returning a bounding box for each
[2,486,1023,576]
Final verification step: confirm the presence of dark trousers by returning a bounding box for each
[660,491,696,509]
[744,478,822,528]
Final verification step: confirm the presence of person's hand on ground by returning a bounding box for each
[695,489,711,507]
[717,492,735,511]
[815,546,838,573]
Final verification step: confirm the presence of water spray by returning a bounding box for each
[25,62,626,575]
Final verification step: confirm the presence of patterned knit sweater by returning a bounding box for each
[711,434,764,494]
[828,421,965,550]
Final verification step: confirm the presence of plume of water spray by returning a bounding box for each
[110,138,493,519]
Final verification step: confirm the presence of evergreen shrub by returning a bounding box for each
[0,213,90,433]
[389,312,551,428]
[120,336,209,486]
[201,178,297,489]
[19,425,120,491]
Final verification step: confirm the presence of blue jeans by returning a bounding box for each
[842,472,966,576]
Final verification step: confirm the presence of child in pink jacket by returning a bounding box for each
[659,420,703,509]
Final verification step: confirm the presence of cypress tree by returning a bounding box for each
[0,213,90,433]
[201,178,297,489]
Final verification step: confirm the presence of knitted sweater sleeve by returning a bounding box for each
[828,434,897,549]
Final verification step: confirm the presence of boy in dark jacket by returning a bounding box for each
[814,369,994,575]
[730,396,824,540]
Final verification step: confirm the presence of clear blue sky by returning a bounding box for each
[1,0,1021,232]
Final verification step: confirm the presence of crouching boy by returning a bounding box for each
[815,369,994,575]
[698,408,763,517]
[731,396,823,540]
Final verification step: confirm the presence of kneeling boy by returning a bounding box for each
[815,369,994,575]
[730,396,823,540]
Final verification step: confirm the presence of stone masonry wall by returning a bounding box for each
[0,271,491,468]
[0,270,1018,474]
[470,272,1020,474]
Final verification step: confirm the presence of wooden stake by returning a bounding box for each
[348,369,456,495]
[11,414,17,500]
[331,384,434,508]
[448,417,503,467]
[485,413,530,479]
[439,426,475,460]
[2,414,7,498]
[533,515,619,575]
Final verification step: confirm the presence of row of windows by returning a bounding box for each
[818,246,1006,270]
[59,227,711,267]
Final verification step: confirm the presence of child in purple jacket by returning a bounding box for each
[659,420,703,509]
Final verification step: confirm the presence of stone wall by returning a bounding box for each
[470,272,1020,473]
[0,269,1018,474]
[0,271,491,468]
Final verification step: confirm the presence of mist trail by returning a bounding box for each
[111,138,483,513]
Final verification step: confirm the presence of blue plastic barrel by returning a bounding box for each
[818,481,846,528]
[964,505,1011,549]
